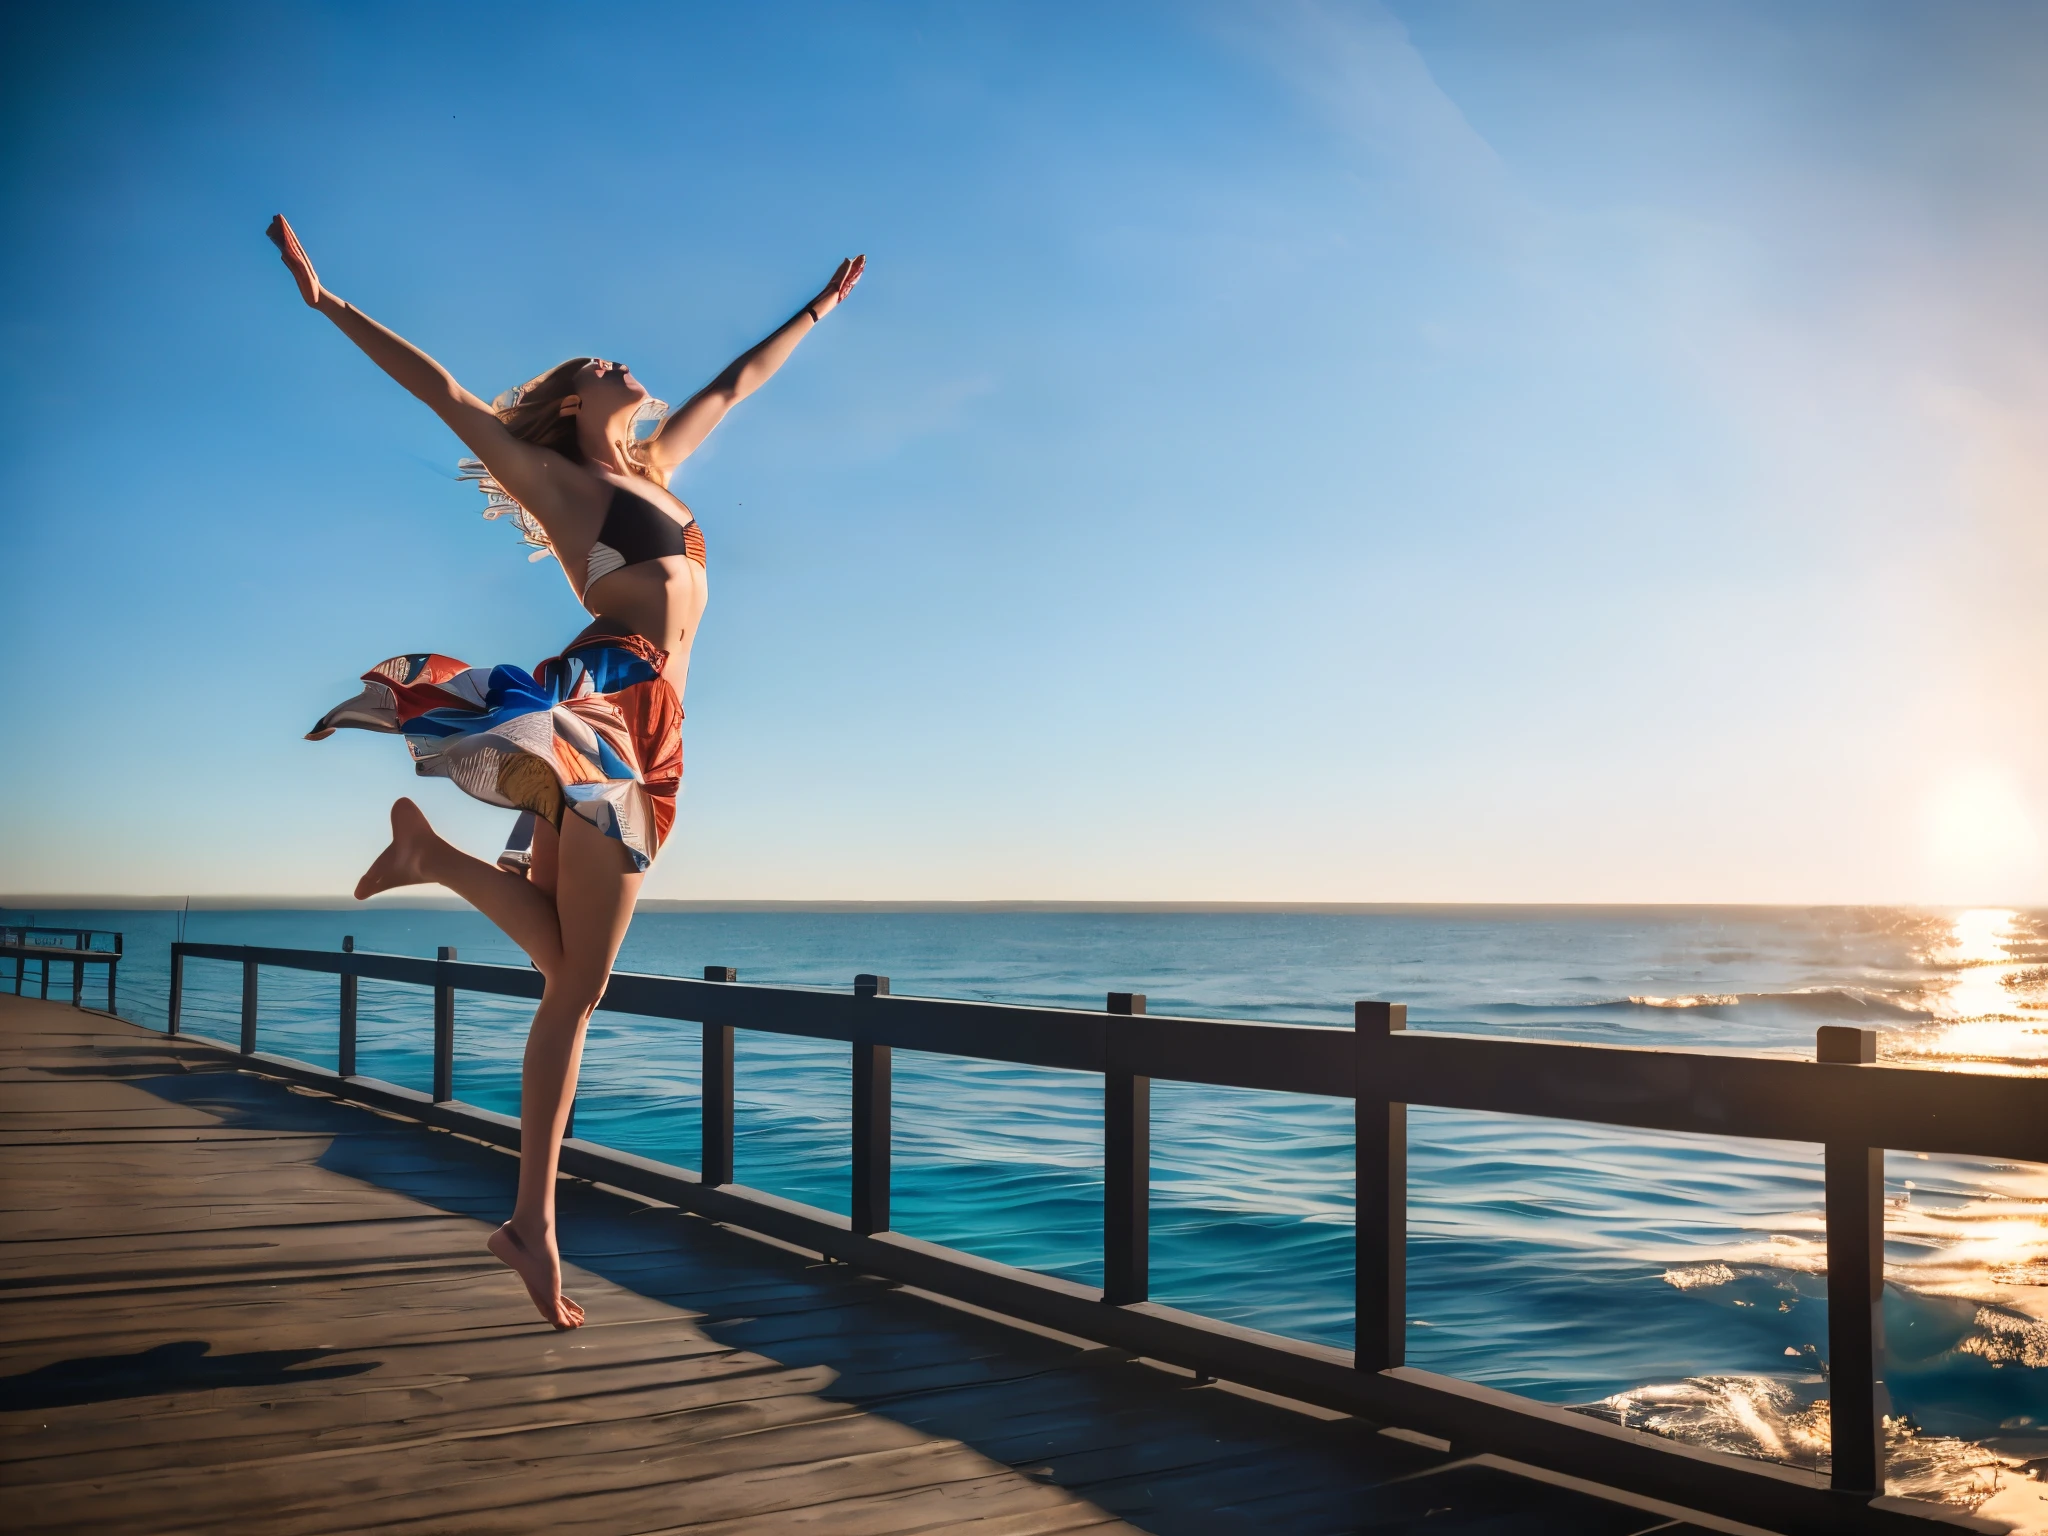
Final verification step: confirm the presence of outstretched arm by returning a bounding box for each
[645,255,864,479]
[267,216,575,519]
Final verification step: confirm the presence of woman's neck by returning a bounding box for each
[575,417,633,475]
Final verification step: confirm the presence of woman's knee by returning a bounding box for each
[543,969,610,1016]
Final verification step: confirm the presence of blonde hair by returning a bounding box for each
[460,358,669,561]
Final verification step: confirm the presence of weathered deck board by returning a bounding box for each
[0,996,1766,1534]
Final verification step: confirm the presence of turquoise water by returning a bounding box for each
[7,902,2045,1508]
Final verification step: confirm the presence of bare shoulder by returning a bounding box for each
[507,450,616,525]
[485,459,611,566]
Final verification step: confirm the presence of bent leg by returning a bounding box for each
[357,799,563,975]
[488,809,640,1328]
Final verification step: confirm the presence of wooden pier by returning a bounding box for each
[3,927,122,1013]
[13,920,2040,1535]
[0,993,1779,1535]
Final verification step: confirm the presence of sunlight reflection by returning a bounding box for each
[1886,910,2048,1070]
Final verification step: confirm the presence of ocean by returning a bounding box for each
[6,902,2045,1516]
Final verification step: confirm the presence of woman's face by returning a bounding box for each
[577,358,649,418]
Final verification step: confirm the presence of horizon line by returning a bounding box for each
[2,894,2034,914]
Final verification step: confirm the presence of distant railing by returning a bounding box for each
[164,938,2042,1535]
[4,927,122,1012]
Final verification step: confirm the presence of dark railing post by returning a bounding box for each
[108,932,121,1014]
[852,975,891,1235]
[72,930,85,1007]
[432,945,456,1103]
[167,945,183,1035]
[40,952,50,1000]
[1104,991,1150,1305]
[338,936,357,1078]
[1819,1024,1886,1494]
[702,966,735,1185]
[240,960,259,1054]
[1355,1000,1407,1372]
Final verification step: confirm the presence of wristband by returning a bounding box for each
[805,304,821,323]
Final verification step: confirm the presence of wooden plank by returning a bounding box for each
[1820,1026,1886,1495]
[1388,1031,2048,1159]
[850,1041,890,1236]
[433,945,457,1102]
[0,1106,224,1131]
[338,935,357,1078]
[0,946,121,965]
[1101,1069,1148,1305]
[240,958,258,1054]
[1102,982,1150,1307]
[2,1356,850,1486]
[703,1005,735,1188]
[0,1081,217,1114]
[1355,1000,1406,1372]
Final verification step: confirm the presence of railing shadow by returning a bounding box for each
[0,1341,377,1411]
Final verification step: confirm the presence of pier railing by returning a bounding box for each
[165,939,2040,1535]
[4,926,122,1011]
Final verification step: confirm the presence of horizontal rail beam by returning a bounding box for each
[170,942,2048,1161]
[0,944,121,964]
[1387,1031,2048,1163]
[175,1030,1988,1536]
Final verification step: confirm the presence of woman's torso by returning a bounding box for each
[552,470,708,696]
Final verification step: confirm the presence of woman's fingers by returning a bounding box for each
[838,254,865,301]
[266,213,322,307]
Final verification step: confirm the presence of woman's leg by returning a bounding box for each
[526,814,560,902]
[486,809,641,1328]
[356,798,564,976]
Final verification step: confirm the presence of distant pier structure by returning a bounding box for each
[2,924,121,1011]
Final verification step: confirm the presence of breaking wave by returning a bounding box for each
[1574,1374,2018,1509]
[1623,987,1933,1018]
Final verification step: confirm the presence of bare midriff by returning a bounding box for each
[584,557,707,697]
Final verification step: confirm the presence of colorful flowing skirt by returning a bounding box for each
[308,630,681,872]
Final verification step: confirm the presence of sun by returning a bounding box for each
[1923,764,2042,899]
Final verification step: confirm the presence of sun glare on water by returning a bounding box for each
[1890,909,2048,1071]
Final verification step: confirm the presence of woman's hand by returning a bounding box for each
[266,214,323,307]
[647,254,868,477]
[810,254,865,319]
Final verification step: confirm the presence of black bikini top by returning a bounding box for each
[585,483,706,587]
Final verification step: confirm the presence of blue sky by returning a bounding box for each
[4,2,2045,902]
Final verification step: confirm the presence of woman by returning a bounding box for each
[272,214,862,1329]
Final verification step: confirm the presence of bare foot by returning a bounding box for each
[354,798,441,901]
[488,1220,584,1329]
